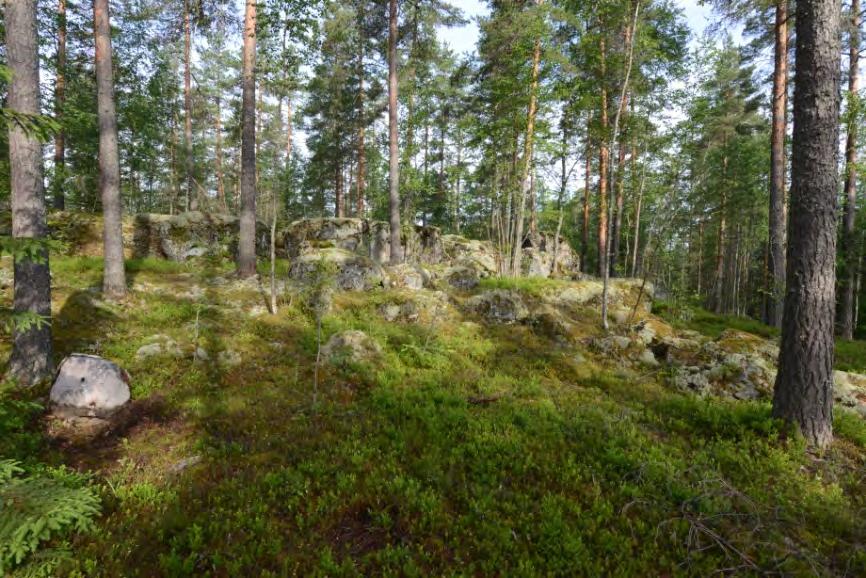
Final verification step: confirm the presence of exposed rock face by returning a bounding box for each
[385,263,429,290]
[521,232,581,278]
[322,330,382,364]
[465,290,530,323]
[135,335,184,360]
[279,218,444,265]
[441,235,499,275]
[50,354,131,418]
[134,211,269,261]
[289,248,386,291]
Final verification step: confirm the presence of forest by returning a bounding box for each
[3,0,866,575]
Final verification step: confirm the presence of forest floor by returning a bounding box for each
[3,255,866,576]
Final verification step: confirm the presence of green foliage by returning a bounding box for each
[0,461,101,576]
[836,339,866,374]
[653,300,779,339]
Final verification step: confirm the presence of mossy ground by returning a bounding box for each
[3,257,866,576]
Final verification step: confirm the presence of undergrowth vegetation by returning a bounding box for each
[1,257,866,575]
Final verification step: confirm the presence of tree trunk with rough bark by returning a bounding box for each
[839,0,860,339]
[236,0,257,278]
[597,39,609,279]
[509,3,543,277]
[214,92,226,211]
[772,0,841,450]
[388,0,403,264]
[6,0,55,386]
[768,0,789,328]
[95,0,126,299]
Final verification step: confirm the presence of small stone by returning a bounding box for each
[379,303,401,322]
[637,348,658,366]
[194,346,209,361]
[135,342,164,360]
[169,455,202,474]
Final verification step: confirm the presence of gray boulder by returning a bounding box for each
[50,354,131,418]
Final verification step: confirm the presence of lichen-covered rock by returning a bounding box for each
[386,263,428,290]
[590,335,633,354]
[134,211,269,261]
[444,264,480,290]
[135,335,184,361]
[529,306,576,343]
[673,366,711,395]
[833,371,866,418]
[377,291,450,324]
[465,290,529,323]
[279,218,444,266]
[442,235,499,275]
[322,330,382,364]
[520,232,581,278]
[289,248,386,291]
[50,354,131,417]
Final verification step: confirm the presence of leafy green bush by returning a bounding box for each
[0,461,101,576]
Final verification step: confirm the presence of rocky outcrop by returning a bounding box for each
[288,248,386,291]
[278,218,444,266]
[465,290,530,323]
[521,232,581,278]
[50,355,131,418]
[133,211,269,261]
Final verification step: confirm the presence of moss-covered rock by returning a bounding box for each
[289,248,386,291]
[133,211,269,261]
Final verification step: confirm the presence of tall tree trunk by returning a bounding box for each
[597,39,609,278]
[215,93,227,211]
[356,36,366,217]
[713,177,727,313]
[53,0,67,210]
[388,0,403,264]
[335,162,344,218]
[94,0,126,299]
[6,0,55,385]
[183,0,196,211]
[236,0,257,277]
[611,131,627,276]
[768,0,789,328]
[772,0,842,450]
[582,116,591,273]
[510,5,543,276]
[839,0,860,339]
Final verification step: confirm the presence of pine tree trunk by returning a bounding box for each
[236,0,257,278]
[582,116,591,273]
[215,92,226,211]
[184,0,196,211]
[388,0,403,264]
[839,0,860,339]
[768,0,789,328]
[597,39,609,279]
[6,0,55,386]
[95,0,127,299]
[772,0,842,450]
[509,9,543,277]
[356,37,366,217]
[611,132,627,276]
[53,0,67,210]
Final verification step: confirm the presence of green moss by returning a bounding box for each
[478,275,569,298]
[4,257,866,576]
